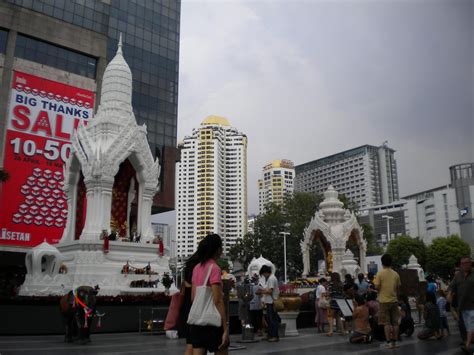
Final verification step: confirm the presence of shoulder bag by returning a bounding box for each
[164,286,185,330]
[187,264,222,327]
[318,296,330,309]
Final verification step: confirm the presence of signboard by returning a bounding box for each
[0,71,94,247]
[335,299,354,318]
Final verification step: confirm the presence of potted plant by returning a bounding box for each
[279,283,302,311]
[277,283,302,336]
[161,273,173,295]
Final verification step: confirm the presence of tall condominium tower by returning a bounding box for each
[176,116,248,257]
[258,160,295,214]
[294,143,399,208]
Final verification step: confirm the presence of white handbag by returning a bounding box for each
[187,264,222,327]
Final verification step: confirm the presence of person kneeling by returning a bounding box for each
[417,292,441,340]
[350,295,372,344]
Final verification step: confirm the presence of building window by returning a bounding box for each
[15,34,97,79]
[0,28,8,54]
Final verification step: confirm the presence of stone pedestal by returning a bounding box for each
[279,311,299,337]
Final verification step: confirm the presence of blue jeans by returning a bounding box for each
[265,303,279,338]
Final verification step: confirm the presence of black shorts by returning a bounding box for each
[189,325,224,352]
[185,324,192,345]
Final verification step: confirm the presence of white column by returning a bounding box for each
[81,178,114,240]
[332,246,345,275]
[80,181,97,240]
[302,243,310,277]
[139,185,156,243]
[60,175,78,243]
[137,183,143,236]
[101,177,114,233]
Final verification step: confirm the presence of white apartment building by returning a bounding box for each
[258,160,295,214]
[403,185,461,244]
[176,116,248,257]
[294,143,399,208]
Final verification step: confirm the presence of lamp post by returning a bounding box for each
[279,231,290,283]
[382,215,394,244]
[279,223,291,284]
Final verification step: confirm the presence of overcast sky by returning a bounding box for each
[155,0,473,223]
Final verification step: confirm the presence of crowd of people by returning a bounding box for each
[171,232,474,354]
[313,253,474,352]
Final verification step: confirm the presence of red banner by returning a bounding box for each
[0,71,94,247]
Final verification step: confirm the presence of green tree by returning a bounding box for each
[228,232,261,269]
[228,192,322,279]
[338,193,358,213]
[426,235,471,280]
[386,235,427,268]
[361,224,384,256]
[216,258,231,272]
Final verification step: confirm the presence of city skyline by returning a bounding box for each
[175,0,472,217]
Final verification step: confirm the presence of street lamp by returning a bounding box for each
[279,223,291,284]
[382,215,394,243]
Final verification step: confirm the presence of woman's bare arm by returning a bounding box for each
[211,284,227,330]
[211,284,229,349]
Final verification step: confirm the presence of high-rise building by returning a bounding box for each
[358,201,407,246]
[176,116,248,257]
[0,0,180,213]
[294,143,399,208]
[258,159,294,214]
[450,163,474,246]
[402,185,461,244]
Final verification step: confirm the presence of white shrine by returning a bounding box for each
[407,254,425,281]
[247,255,276,277]
[301,186,367,277]
[20,37,171,296]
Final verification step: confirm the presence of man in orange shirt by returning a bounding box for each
[374,254,401,349]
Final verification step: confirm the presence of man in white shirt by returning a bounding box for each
[256,265,280,342]
[249,274,264,335]
[315,278,328,332]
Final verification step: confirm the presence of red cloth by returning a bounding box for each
[103,235,109,254]
[164,291,184,330]
[159,240,164,256]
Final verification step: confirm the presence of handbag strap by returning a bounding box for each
[203,263,214,286]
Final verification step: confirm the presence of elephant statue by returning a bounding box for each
[59,285,100,344]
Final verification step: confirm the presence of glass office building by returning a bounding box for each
[1,0,180,212]
[6,0,179,155]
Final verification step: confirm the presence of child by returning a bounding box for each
[417,292,441,340]
[350,295,372,344]
[437,289,450,336]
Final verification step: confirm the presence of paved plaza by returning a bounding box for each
[0,321,469,355]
